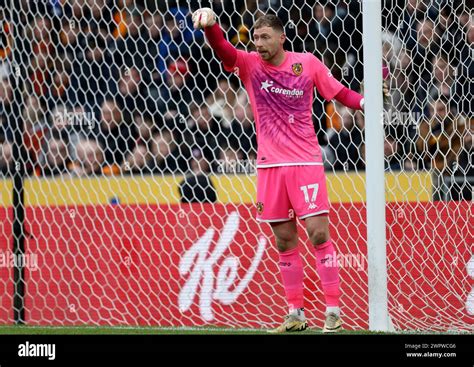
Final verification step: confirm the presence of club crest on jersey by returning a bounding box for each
[256,202,264,214]
[292,63,303,76]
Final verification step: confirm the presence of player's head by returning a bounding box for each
[253,14,285,62]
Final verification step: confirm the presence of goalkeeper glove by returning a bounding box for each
[359,80,391,109]
[192,8,217,29]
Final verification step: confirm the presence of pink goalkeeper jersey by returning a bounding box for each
[225,50,344,168]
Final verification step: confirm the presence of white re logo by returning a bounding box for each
[178,211,266,321]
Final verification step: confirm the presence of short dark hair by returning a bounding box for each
[254,14,284,33]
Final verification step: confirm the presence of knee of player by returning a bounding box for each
[308,228,329,247]
[275,235,298,252]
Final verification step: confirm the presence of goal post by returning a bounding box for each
[362,0,390,332]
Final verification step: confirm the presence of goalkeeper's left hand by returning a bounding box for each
[359,80,391,109]
[382,80,391,102]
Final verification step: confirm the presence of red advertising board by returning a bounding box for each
[0,202,472,330]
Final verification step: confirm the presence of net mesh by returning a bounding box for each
[0,0,472,331]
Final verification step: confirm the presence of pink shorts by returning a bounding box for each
[256,165,330,222]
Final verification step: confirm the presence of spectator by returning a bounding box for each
[0,9,12,60]
[207,78,238,128]
[156,8,202,75]
[410,18,441,114]
[188,32,223,95]
[285,5,314,53]
[29,16,53,53]
[230,23,251,48]
[147,129,189,174]
[179,147,217,203]
[26,15,56,100]
[390,47,416,113]
[88,98,136,167]
[160,58,196,125]
[415,96,464,170]
[415,17,440,55]
[142,11,164,87]
[29,41,53,100]
[134,112,157,146]
[382,136,403,171]
[450,118,473,200]
[23,98,48,174]
[121,143,151,175]
[84,0,116,40]
[329,1,363,82]
[227,103,256,158]
[144,11,163,42]
[39,135,71,176]
[431,119,466,174]
[326,103,364,171]
[0,138,13,177]
[416,53,454,113]
[431,53,455,100]
[308,3,336,54]
[116,66,156,119]
[71,138,104,177]
[50,104,92,150]
[216,144,247,174]
[0,72,13,141]
[58,8,88,61]
[434,4,464,62]
[415,97,467,199]
[454,16,473,117]
[70,33,118,111]
[61,0,91,31]
[236,0,265,38]
[47,58,78,109]
[184,103,227,167]
[397,0,429,47]
[113,7,159,79]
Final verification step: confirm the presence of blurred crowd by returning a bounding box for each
[0,0,472,201]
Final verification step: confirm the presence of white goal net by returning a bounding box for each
[0,0,472,331]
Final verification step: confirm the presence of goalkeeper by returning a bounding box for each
[193,8,379,333]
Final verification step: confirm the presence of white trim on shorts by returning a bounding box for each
[299,210,330,219]
[256,217,292,223]
[257,162,324,168]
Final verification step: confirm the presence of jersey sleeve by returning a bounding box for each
[223,50,256,81]
[309,54,345,101]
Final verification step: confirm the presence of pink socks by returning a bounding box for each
[278,247,304,310]
[278,240,341,313]
[313,240,341,308]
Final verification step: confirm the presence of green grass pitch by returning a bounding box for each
[0,325,388,335]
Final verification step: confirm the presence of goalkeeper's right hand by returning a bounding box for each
[192,7,217,29]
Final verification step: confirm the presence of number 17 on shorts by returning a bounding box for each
[256,165,330,222]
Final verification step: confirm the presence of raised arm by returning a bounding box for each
[193,8,237,70]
